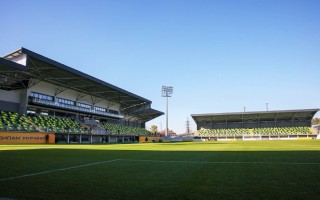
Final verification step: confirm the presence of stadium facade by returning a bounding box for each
[0,47,163,143]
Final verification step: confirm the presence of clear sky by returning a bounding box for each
[1,0,319,134]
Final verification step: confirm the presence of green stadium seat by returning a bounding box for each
[198,128,250,137]
[98,123,151,136]
[198,126,312,137]
[0,110,89,134]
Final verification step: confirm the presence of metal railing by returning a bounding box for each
[0,125,91,134]
[0,125,37,133]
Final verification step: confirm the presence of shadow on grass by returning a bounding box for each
[0,148,320,200]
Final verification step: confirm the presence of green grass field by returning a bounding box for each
[1,140,320,199]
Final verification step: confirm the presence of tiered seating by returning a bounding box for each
[0,111,87,133]
[197,128,250,137]
[197,126,312,137]
[253,127,311,135]
[99,123,150,136]
[27,115,87,133]
[0,111,36,131]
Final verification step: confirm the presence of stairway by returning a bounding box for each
[21,115,39,131]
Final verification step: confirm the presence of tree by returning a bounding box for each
[149,125,158,134]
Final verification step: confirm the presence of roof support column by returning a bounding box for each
[292,112,297,127]
[209,116,214,129]
[242,114,244,128]
[274,113,278,127]
[19,89,28,114]
[225,115,228,129]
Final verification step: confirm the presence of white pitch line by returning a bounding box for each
[117,159,320,165]
[0,159,119,182]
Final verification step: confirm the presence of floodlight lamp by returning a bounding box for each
[161,86,167,97]
[161,85,174,137]
[167,86,173,95]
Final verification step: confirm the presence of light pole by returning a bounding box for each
[266,101,269,111]
[162,86,173,137]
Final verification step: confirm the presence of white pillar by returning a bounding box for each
[166,96,168,137]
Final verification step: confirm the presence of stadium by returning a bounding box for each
[1,47,318,144]
[0,47,164,144]
[192,109,319,141]
[1,48,320,199]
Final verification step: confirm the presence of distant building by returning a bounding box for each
[159,130,176,136]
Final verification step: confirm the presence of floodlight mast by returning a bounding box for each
[162,86,173,137]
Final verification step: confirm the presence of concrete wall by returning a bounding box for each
[0,89,22,103]
[0,100,20,113]
[0,89,24,113]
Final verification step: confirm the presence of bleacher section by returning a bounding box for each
[197,128,250,137]
[98,123,151,136]
[0,110,151,137]
[192,109,318,140]
[0,111,36,132]
[0,111,88,133]
[253,127,311,135]
[197,127,313,137]
[26,114,88,134]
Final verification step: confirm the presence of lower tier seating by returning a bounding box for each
[197,126,312,137]
[253,127,311,135]
[98,123,150,136]
[0,111,36,131]
[0,111,87,133]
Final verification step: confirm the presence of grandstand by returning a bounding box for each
[0,48,163,143]
[191,109,319,140]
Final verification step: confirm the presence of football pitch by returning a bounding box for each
[1,140,320,200]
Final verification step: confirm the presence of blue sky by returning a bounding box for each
[1,0,319,134]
